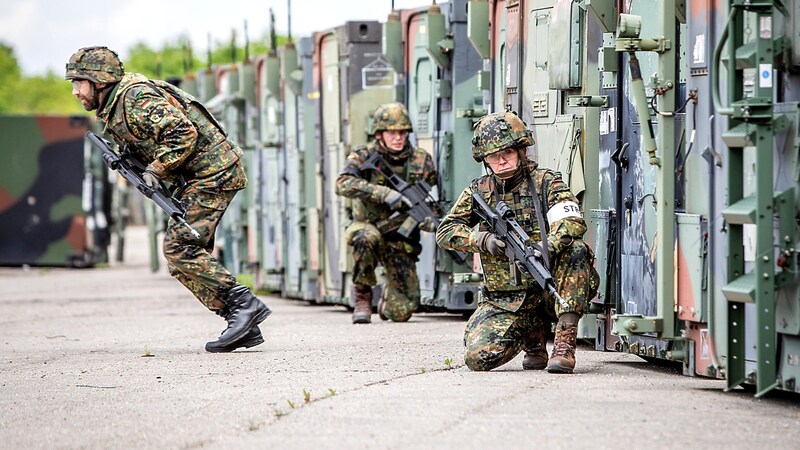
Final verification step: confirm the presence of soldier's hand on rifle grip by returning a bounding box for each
[142,170,159,188]
[397,194,413,210]
[548,240,556,256]
[374,185,412,211]
[476,231,506,257]
[419,217,436,232]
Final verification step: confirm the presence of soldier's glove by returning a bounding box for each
[419,217,436,232]
[546,239,556,257]
[373,185,412,211]
[142,170,159,188]
[476,231,506,257]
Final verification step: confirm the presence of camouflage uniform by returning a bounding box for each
[67,46,269,352]
[336,137,437,322]
[67,48,246,312]
[436,112,599,371]
[96,72,247,311]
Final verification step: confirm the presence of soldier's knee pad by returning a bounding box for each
[465,355,494,372]
[351,230,378,252]
[350,230,367,246]
[388,311,412,323]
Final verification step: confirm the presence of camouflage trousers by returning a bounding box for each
[464,240,599,371]
[345,222,420,322]
[163,188,239,311]
[464,296,552,371]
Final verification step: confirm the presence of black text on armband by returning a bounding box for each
[546,201,582,223]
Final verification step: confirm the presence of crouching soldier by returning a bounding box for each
[335,103,437,324]
[436,112,599,373]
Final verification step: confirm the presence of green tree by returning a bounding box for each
[17,73,84,114]
[124,31,287,81]
[125,34,197,80]
[0,42,22,113]
[0,29,289,114]
[0,41,83,115]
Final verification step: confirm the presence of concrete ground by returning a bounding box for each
[1,226,799,450]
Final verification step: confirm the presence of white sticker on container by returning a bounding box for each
[759,64,773,88]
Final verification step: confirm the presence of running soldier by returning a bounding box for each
[66,46,270,352]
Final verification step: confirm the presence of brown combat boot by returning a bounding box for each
[522,324,549,370]
[547,313,579,374]
[352,285,373,324]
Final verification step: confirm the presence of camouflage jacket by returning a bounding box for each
[96,72,246,191]
[436,162,586,293]
[335,141,437,242]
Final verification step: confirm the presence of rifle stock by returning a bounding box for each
[471,192,569,310]
[87,131,200,239]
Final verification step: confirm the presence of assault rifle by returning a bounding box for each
[471,192,569,310]
[362,150,438,238]
[87,131,201,239]
[362,150,468,265]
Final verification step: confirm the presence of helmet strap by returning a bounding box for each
[517,148,530,169]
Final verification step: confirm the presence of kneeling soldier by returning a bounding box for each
[436,112,599,373]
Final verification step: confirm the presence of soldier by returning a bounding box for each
[335,102,437,324]
[436,111,599,373]
[65,46,271,352]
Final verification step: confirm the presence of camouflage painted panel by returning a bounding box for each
[0,116,107,266]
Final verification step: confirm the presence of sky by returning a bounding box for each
[0,0,425,77]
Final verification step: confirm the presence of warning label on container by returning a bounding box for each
[362,58,395,90]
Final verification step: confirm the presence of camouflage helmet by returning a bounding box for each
[65,46,124,84]
[372,102,413,134]
[471,111,534,162]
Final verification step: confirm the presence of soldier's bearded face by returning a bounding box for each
[71,79,99,111]
[380,130,408,152]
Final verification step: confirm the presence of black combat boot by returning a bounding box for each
[547,312,579,374]
[211,285,272,348]
[352,285,373,324]
[522,324,549,370]
[205,306,266,353]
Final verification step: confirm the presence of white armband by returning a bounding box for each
[547,201,582,223]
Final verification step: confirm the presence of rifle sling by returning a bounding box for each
[525,171,551,270]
